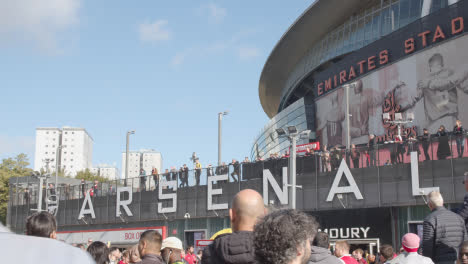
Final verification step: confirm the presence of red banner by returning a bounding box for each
[296,142,320,152]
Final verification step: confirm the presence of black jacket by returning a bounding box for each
[422,206,467,262]
[307,246,342,264]
[202,231,256,264]
[456,194,468,233]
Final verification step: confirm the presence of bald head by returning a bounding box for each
[230,189,266,232]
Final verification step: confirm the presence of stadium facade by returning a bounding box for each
[252,0,468,160]
[7,0,468,255]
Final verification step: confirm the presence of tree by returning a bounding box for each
[0,154,33,224]
[75,169,108,183]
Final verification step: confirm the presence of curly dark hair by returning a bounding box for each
[253,209,318,264]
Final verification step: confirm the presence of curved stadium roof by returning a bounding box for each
[259,0,371,118]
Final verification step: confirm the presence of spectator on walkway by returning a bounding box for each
[379,244,394,264]
[183,164,189,186]
[138,230,164,264]
[140,169,147,191]
[459,241,468,264]
[352,248,367,264]
[436,125,451,160]
[367,254,376,264]
[170,167,177,181]
[389,233,433,264]
[308,231,342,264]
[368,134,377,167]
[243,157,250,163]
[334,241,358,264]
[93,180,99,196]
[202,189,266,264]
[87,241,110,264]
[195,160,202,186]
[454,120,466,158]
[350,144,360,168]
[421,128,431,161]
[216,162,228,175]
[80,178,86,198]
[230,159,240,182]
[185,245,197,264]
[152,167,159,188]
[23,188,30,205]
[161,237,185,264]
[207,164,214,177]
[0,222,94,263]
[26,211,57,239]
[422,191,467,263]
[254,209,318,264]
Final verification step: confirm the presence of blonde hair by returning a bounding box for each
[428,191,444,207]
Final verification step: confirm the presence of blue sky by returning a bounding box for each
[0,0,312,172]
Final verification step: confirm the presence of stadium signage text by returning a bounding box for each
[318,227,370,239]
[316,14,465,97]
[77,153,440,219]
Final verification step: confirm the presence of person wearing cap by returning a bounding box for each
[161,237,185,264]
[389,233,433,264]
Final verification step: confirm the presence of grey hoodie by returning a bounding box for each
[308,246,343,264]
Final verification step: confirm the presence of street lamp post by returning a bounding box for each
[276,126,310,209]
[218,111,228,166]
[125,130,136,183]
[55,145,62,193]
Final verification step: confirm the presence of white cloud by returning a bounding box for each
[197,3,227,23]
[237,47,260,60]
[139,20,171,43]
[207,3,227,22]
[0,135,35,162]
[170,29,261,67]
[0,0,80,51]
[171,52,188,67]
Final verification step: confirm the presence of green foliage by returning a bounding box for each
[0,154,33,224]
[75,168,108,183]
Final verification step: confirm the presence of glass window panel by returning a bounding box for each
[381,7,392,36]
[372,10,381,41]
[399,0,411,27]
[409,0,422,22]
[391,2,400,31]
[431,0,448,13]
[364,15,372,45]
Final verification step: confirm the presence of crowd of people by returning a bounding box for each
[4,176,468,263]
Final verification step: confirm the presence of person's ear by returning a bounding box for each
[229,208,234,222]
[50,231,57,239]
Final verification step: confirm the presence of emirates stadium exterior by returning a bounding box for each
[6,0,468,256]
[252,0,468,160]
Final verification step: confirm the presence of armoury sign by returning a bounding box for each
[78,152,439,219]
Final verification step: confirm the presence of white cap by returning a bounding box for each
[161,237,183,250]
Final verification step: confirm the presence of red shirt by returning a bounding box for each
[340,255,359,264]
[185,253,197,264]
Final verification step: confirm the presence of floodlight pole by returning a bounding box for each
[125,130,135,184]
[289,134,298,209]
[218,111,228,166]
[345,85,351,150]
